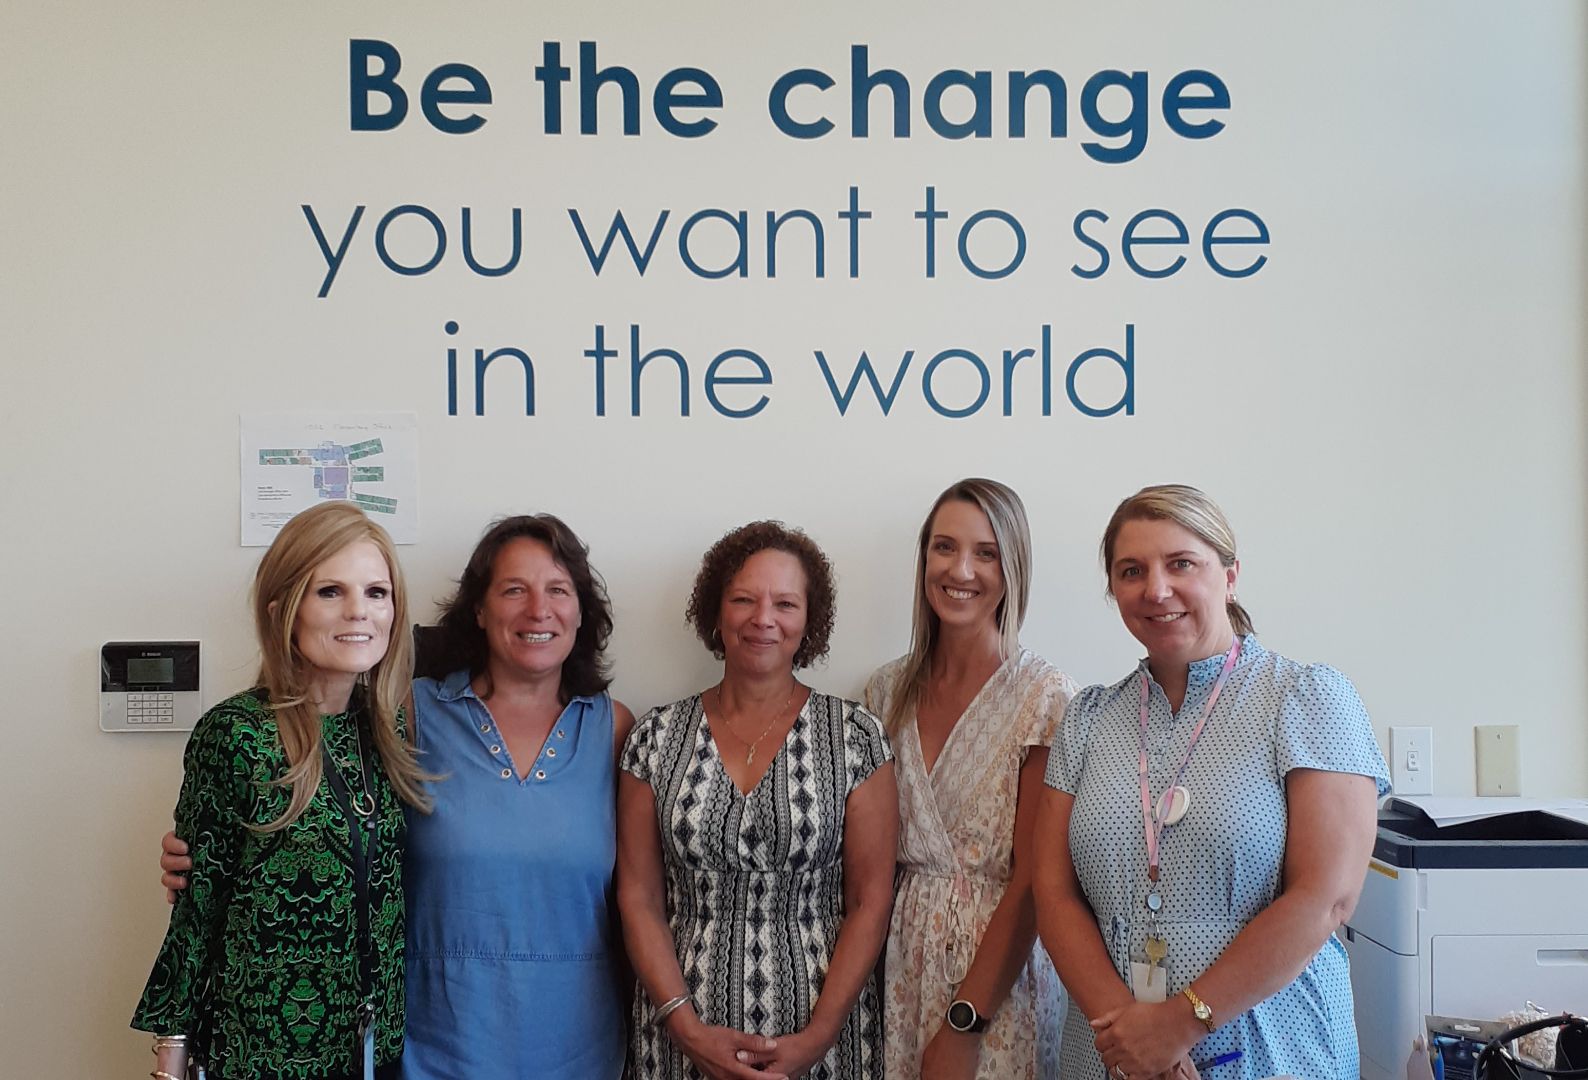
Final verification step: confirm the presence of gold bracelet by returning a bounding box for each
[151,1034,189,1052]
[152,1071,185,1080]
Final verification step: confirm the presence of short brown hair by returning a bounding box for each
[686,521,837,669]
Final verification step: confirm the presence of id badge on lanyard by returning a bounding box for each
[1131,639,1240,1002]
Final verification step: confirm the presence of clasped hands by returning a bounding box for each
[667,1011,830,1080]
[1092,999,1204,1080]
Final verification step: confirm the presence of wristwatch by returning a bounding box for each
[1181,985,1215,1033]
[946,998,991,1034]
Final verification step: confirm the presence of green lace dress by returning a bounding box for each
[132,689,406,1080]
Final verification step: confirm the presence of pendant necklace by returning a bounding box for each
[717,681,799,765]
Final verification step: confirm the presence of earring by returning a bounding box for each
[709,627,723,651]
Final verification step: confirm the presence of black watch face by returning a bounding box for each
[948,1001,976,1031]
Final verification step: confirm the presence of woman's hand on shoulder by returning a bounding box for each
[667,1012,787,1080]
[159,830,191,904]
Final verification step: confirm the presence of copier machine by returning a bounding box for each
[1343,799,1588,1080]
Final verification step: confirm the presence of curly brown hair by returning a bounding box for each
[686,520,837,669]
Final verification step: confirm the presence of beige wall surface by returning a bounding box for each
[2,2,1584,1074]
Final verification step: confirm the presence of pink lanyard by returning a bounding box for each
[1137,638,1241,882]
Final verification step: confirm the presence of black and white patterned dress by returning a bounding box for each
[621,690,892,1080]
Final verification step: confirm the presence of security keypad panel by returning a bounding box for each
[101,641,201,732]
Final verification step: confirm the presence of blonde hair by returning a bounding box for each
[1099,484,1254,637]
[252,502,431,831]
[885,478,1031,734]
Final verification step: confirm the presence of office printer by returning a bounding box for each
[1343,798,1588,1080]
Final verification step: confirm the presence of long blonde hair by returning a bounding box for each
[1099,484,1254,637]
[252,502,431,831]
[885,479,1032,734]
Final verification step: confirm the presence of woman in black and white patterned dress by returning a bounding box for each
[617,521,899,1080]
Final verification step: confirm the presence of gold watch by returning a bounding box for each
[1181,985,1215,1033]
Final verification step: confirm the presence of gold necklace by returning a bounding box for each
[714,681,800,765]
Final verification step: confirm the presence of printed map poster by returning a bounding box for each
[240,412,418,545]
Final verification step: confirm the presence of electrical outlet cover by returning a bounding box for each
[1389,726,1433,795]
[1474,724,1521,796]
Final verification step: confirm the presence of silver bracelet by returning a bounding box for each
[651,993,692,1027]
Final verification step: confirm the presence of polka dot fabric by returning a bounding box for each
[1043,636,1389,1080]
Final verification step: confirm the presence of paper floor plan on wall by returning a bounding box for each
[240,412,418,545]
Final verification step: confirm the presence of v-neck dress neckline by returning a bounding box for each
[912,652,1012,781]
[702,695,810,799]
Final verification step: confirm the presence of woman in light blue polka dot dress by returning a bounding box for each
[1033,485,1389,1080]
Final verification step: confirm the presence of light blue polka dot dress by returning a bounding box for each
[1044,636,1389,1080]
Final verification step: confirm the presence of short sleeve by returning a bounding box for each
[1275,665,1391,797]
[1021,663,1079,751]
[861,662,896,723]
[843,701,894,793]
[619,706,660,786]
[1043,685,1101,794]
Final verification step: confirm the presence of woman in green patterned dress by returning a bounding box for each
[133,502,431,1080]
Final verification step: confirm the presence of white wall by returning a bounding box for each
[2,2,1584,1073]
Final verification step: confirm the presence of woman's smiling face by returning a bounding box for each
[923,499,1005,636]
[476,537,582,682]
[1108,517,1238,665]
[290,539,394,700]
[717,549,808,679]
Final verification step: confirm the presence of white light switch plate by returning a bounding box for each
[1474,724,1521,796]
[1389,726,1433,795]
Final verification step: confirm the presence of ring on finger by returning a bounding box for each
[1113,1066,1128,1080]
